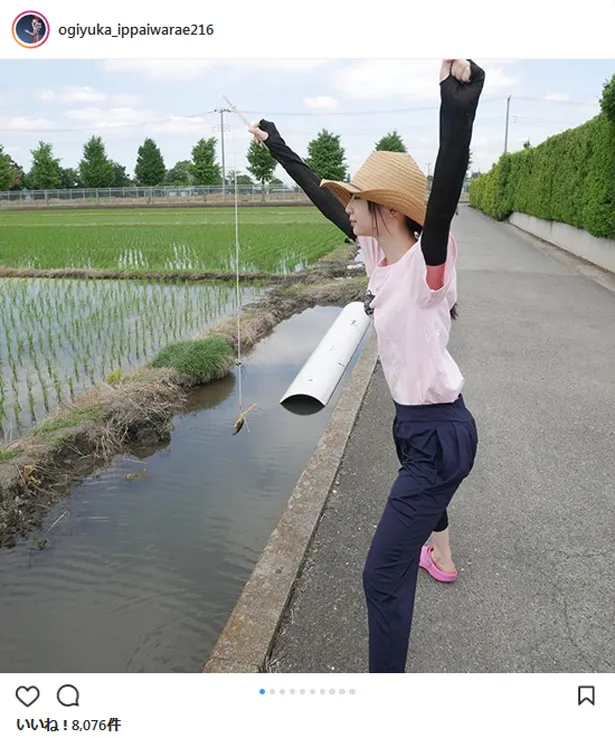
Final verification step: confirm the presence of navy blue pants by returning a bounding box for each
[362,395,478,673]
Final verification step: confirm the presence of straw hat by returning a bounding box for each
[320,150,427,226]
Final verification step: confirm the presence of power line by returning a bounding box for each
[0,97,514,134]
[0,110,219,134]
[239,102,494,116]
[0,93,600,135]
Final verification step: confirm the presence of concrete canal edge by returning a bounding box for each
[202,332,379,673]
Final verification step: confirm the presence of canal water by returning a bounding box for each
[0,305,371,673]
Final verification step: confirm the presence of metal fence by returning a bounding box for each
[0,182,471,209]
[0,185,309,208]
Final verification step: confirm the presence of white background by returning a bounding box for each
[2,0,615,58]
[1,674,613,735]
[2,0,614,735]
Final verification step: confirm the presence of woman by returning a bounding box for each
[24,17,43,43]
[250,58,484,673]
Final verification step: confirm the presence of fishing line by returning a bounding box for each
[228,109,257,435]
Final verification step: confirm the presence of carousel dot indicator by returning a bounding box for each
[259,689,265,694]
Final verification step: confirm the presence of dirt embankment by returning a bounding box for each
[0,249,367,548]
[0,265,349,284]
[0,197,313,213]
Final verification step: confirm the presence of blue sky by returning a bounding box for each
[1,59,613,184]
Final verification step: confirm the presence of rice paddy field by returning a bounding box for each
[0,277,263,439]
[0,205,344,440]
[0,206,343,274]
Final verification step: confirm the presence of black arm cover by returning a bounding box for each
[421,60,485,266]
[257,119,355,241]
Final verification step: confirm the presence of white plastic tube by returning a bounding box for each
[280,301,372,415]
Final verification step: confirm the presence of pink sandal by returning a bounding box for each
[419,545,457,582]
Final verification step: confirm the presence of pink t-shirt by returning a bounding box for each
[359,233,463,406]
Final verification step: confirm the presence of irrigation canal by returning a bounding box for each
[0,304,369,672]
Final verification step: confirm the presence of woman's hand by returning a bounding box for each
[440,59,472,83]
[248,122,269,147]
[439,59,485,111]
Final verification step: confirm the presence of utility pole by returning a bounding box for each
[213,107,231,199]
[504,95,511,154]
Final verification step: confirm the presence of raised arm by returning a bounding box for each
[250,119,356,241]
[421,59,485,289]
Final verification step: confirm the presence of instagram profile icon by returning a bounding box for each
[12,11,49,48]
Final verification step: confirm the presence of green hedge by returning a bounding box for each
[470,78,615,240]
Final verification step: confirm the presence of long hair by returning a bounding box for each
[367,200,458,320]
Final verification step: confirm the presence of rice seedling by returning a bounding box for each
[0,206,343,275]
[0,276,263,440]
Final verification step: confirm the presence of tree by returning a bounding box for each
[134,138,166,186]
[522,139,531,149]
[305,129,347,181]
[28,141,62,189]
[78,136,115,188]
[110,162,132,187]
[0,146,12,191]
[225,169,254,186]
[166,160,194,186]
[59,167,79,189]
[375,130,407,152]
[1,153,25,190]
[191,138,221,185]
[600,73,615,123]
[246,141,277,197]
[465,148,474,179]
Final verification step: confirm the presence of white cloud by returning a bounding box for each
[0,116,55,131]
[100,59,332,82]
[63,106,159,131]
[60,106,251,141]
[331,60,519,101]
[38,86,140,106]
[304,96,339,110]
[544,93,570,102]
[331,60,440,101]
[149,115,227,136]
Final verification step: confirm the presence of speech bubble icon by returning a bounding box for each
[578,686,595,705]
[57,684,79,707]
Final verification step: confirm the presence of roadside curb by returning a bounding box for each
[202,331,379,673]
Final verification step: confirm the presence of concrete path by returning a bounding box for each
[266,205,615,673]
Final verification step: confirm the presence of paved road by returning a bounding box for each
[267,205,615,673]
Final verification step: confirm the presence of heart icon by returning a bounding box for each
[16,686,40,707]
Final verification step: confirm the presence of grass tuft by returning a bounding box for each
[0,449,20,463]
[149,336,235,383]
[33,405,106,436]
